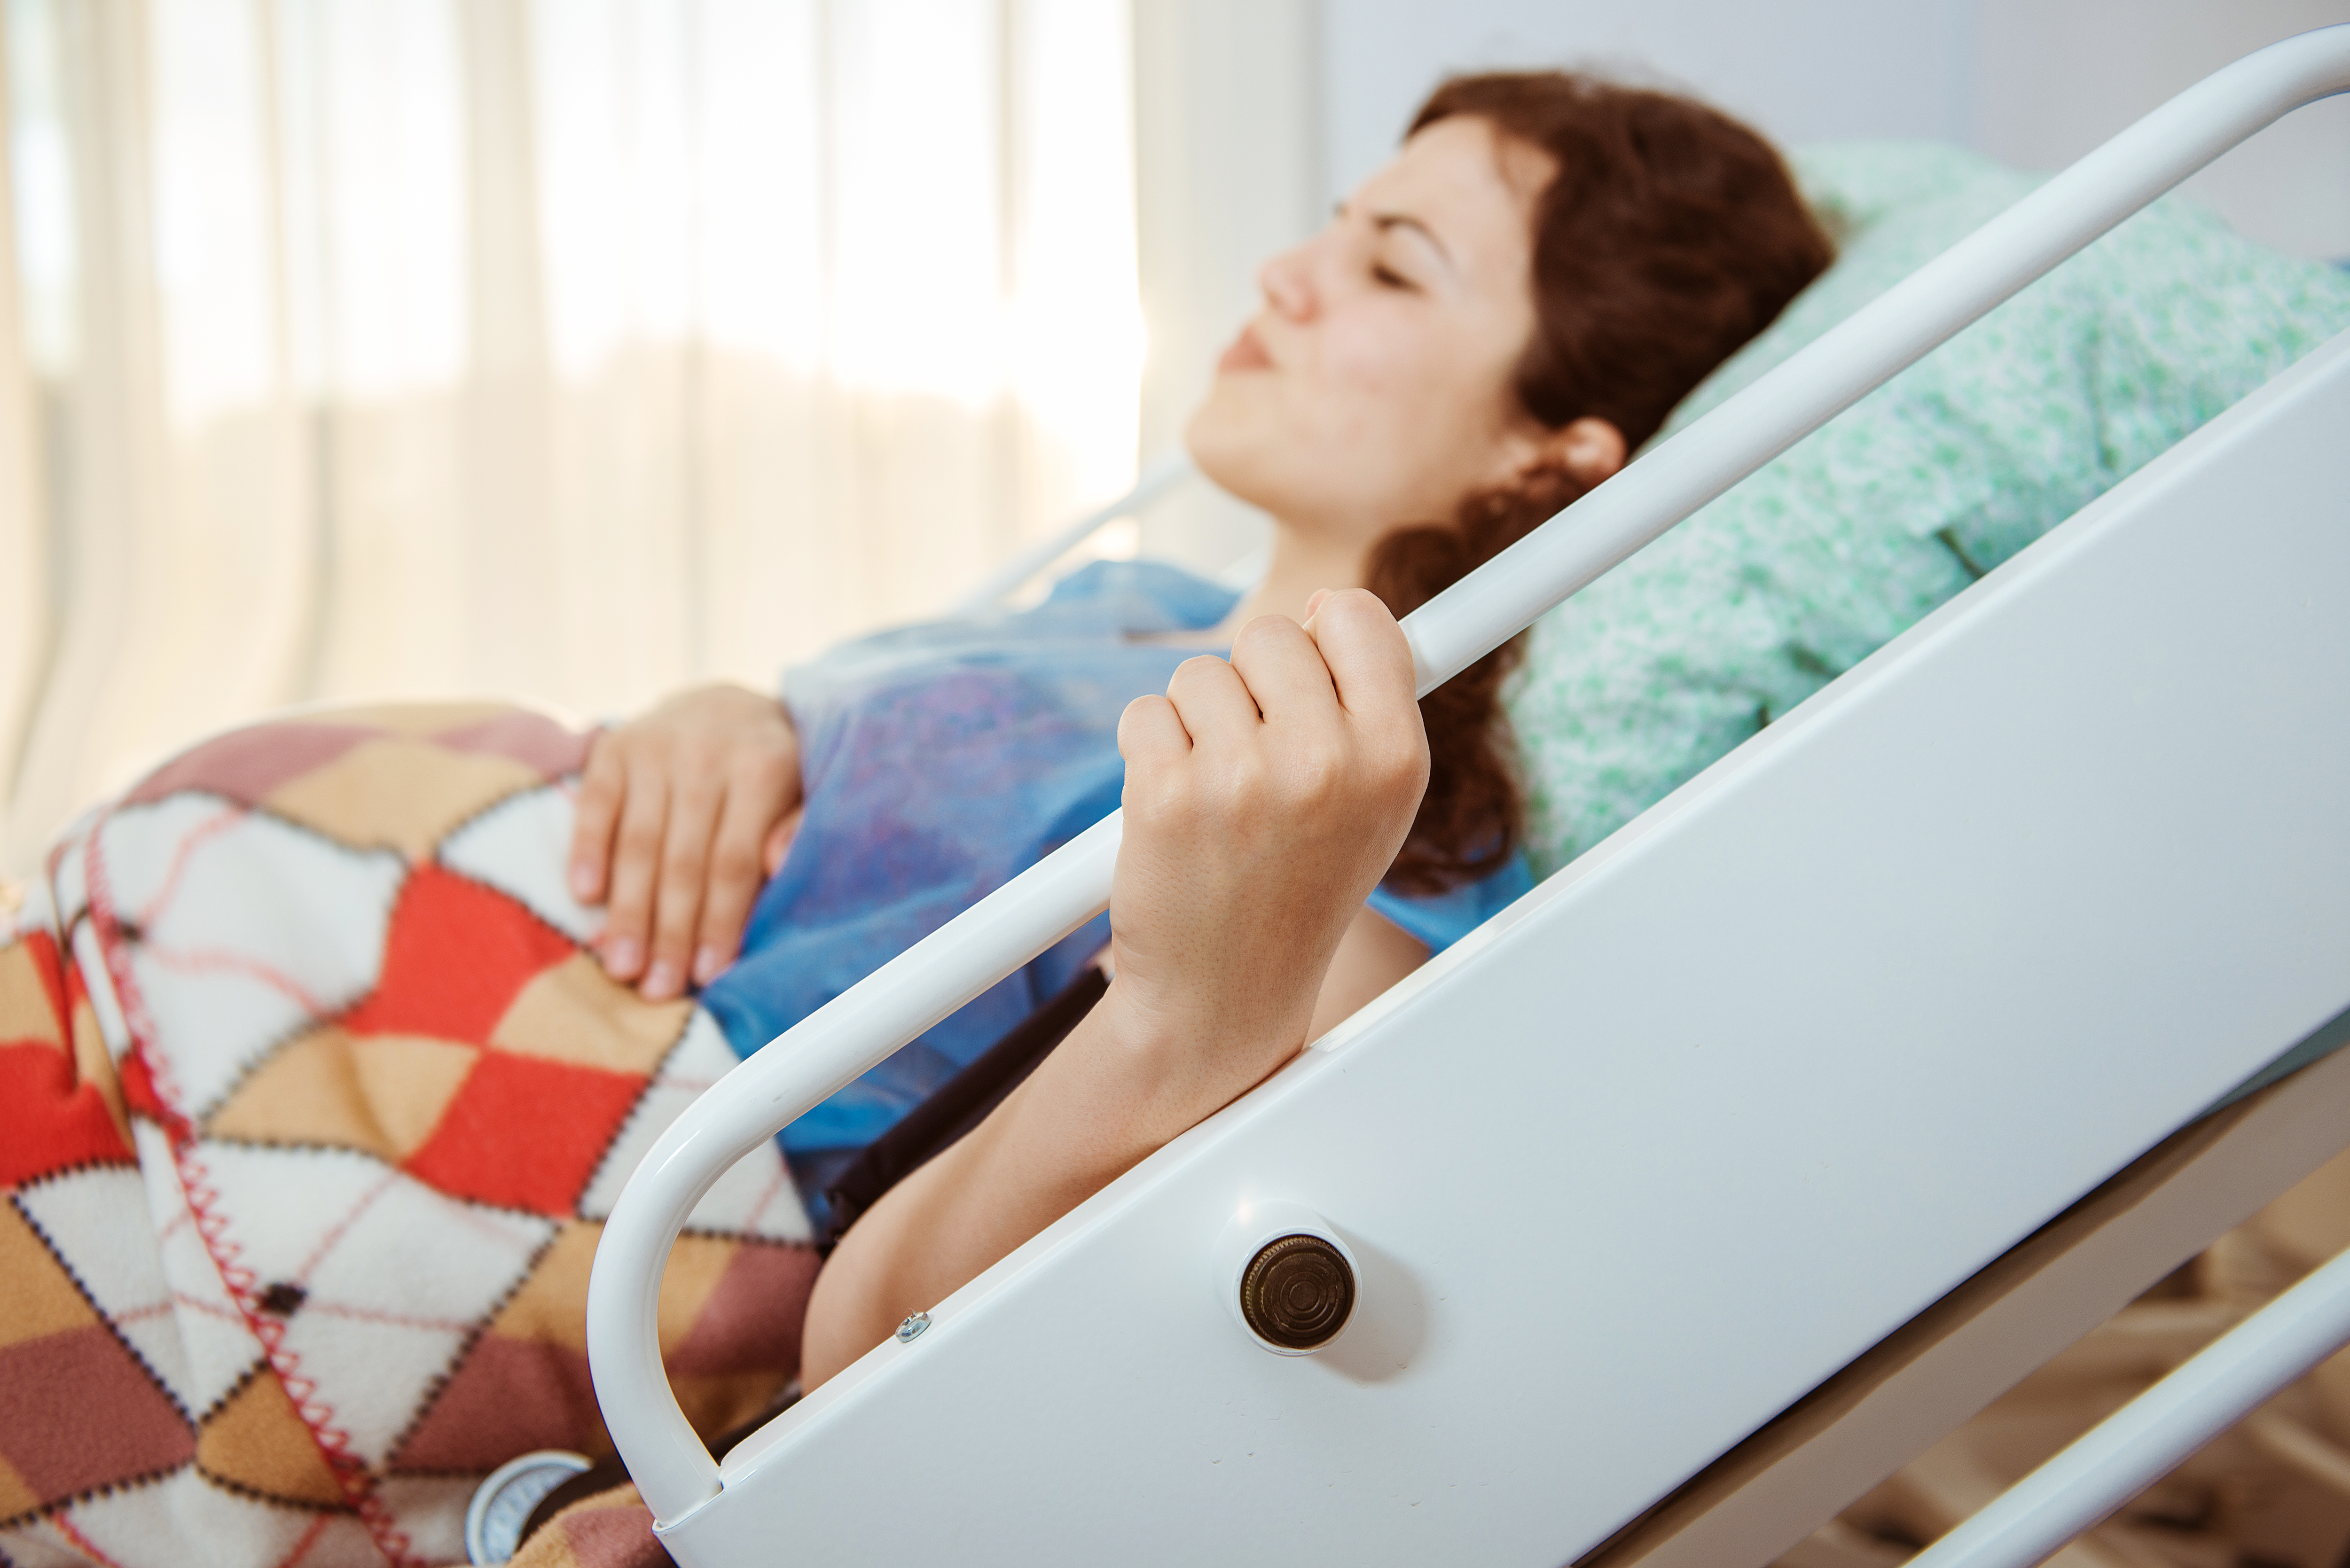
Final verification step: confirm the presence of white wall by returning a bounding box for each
[1974,0,2350,260]
[1324,0,1974,203]
[1320,0,2350,261]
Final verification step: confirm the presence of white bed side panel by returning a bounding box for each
[677,330,2350,1568]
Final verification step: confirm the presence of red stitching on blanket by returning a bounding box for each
[164,1290,248,1325]
[54,1508,132,1568]
[273,1511,333,1568]
[84,824,421,1568]
[302,1302,475,1335]
[135,803,245,932]
[134,943,336,1018]
[292,1169,401,1284]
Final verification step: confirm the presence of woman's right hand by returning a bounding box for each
[566,683,803,1000]
[1097,588,1431,1136]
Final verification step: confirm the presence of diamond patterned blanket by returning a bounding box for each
[0,704,815,1567]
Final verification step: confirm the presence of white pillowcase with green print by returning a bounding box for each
[1508,140,2350,878]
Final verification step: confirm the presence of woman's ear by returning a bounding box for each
[1492,413,1627,494]
[1545,417,1626,487]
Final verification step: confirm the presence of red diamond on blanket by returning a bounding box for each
[336,866,677,1213]
[344,865,575,1045]
[404,1050,646,1216]
[0,931,133,1188]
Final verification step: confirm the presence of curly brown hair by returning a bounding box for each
[1370,72,1833,895]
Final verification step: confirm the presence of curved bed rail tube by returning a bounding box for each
[1908,1242,2350,1568]
[588,26,2350,1528]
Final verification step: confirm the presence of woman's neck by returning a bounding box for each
[1220,523,1373,634]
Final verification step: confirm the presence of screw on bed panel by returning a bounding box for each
[896,1311,931,1343]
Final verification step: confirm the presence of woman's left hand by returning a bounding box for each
[567,683,803,999]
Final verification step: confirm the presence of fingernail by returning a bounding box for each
[569,861,596,899]
[692,945,721,986]
[604,936,642,977]
[642,959,680,999]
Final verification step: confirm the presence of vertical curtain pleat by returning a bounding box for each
[7,0,188,872]
[0,0,1141,874]
[0,9,49,826]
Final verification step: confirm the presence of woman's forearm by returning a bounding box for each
[799,980,1267,1388]
[798,906,1428,1389]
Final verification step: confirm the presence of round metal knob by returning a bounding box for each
[1238,1233,1355,1351]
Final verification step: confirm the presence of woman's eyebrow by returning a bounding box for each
[1371,212,1455,271]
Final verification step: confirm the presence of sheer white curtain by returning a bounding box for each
[0,0,1143,873]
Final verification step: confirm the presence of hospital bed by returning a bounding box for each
[583,29,2350,1566]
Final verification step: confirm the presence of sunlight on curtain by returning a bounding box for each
[0,0,1143,873]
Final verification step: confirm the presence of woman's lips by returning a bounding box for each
[1217,326,1271,373]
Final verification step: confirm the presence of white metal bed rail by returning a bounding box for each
[1911,1241,2350,1568]
[587,25,2350,1529]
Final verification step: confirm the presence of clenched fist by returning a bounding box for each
[1097,585,1431,1141]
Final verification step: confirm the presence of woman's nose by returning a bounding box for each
[1258,246,1316,321]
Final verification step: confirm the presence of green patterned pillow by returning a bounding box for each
[1508,140,2350,878]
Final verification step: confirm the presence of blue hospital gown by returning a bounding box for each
[701,562,1531,1201]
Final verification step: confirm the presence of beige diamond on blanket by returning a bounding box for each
[264,736,544,861]
[490,952,691,1076]
[195,1366,345,1508]
[0,1201,98,1344]
[0,1450,37,1522]
[0,941,63,1050]
[205,1026,480,1161]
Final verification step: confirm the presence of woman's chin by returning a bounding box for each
[1182,399,1246,478]
[1186,389,1369,526]
[1184,427,1275,513]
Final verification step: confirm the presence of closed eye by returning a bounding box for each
[1371,261,1417,291]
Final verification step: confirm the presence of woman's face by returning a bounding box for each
[1185,116,1564,543]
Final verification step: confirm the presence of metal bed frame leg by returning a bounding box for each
[1911,1242,2350,1568]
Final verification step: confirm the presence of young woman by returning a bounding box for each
[568,72,1834,1388]
[0,70,1836,1568]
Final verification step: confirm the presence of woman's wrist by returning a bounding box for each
[1073,975,1311,1151]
